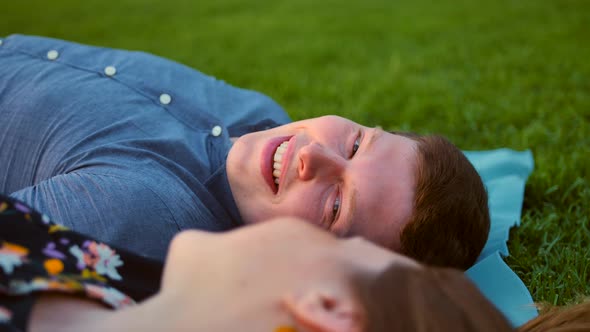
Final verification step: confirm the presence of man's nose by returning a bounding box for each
[297,142,345,181]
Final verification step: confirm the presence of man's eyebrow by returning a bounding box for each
[366,126,382,152]
[340,127,380,235]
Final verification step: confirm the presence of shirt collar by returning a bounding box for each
[205,119,285,229]
[205,160,243,228]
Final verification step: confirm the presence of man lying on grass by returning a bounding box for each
[0,34,489,269]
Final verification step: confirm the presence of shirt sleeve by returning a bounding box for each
[10,171,181,260]
[0,194,162,332]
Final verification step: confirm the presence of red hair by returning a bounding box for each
[396,134,490,270]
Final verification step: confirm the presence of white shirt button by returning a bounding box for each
[104,66,117,76]
[159,93,172,105]
[47,50,59,60]
[211,125,222,137]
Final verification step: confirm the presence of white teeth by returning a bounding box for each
[274,153,283,162]
[272,141,290,186]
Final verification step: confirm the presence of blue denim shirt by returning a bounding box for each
[0,34,291,260]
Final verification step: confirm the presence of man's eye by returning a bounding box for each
[350,136,360,158]
[332,196,341,221]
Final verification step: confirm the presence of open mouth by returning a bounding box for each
[272,140,290,188]
[261,136,293,194]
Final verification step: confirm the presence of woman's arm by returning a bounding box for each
[0,194,162,331]
[29,294,119,332]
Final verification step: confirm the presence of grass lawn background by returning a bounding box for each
[3,0,589,305]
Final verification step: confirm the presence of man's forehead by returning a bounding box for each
[350,131,418,249]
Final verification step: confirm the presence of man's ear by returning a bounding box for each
[282,290,364,332]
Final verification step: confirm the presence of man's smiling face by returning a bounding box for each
[226,115,418,250]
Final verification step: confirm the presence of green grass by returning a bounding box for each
[3,0,589,305]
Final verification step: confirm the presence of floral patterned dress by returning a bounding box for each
[0,195,163,331]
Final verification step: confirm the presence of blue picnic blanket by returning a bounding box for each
[464,149,537,326]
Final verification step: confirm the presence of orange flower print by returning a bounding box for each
[0,242,29,274]
[44,258,64,275]
[0,202,8,213]
[8,277,83,295]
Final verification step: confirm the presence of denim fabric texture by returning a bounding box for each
[0,34,291,260]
